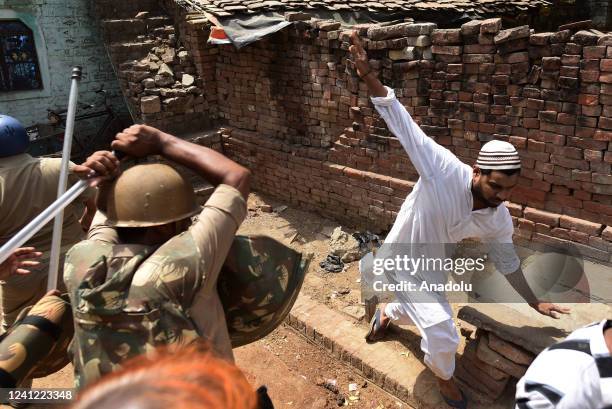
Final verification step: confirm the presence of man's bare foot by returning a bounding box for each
[438,377,463,402]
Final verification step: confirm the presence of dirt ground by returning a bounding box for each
[18,324,405,409]
[239,193,376,322]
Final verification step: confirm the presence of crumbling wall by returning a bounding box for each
[163,14,612,263]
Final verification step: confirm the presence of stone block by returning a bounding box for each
[431,29,462,45]
[461,20,482,36]
[368,23,435,40]
[389,46,417,61]
[141,95,161,114]
[529,32,552,45]
[476,333,528,378]
[487,333,535,366]
[480,18,502,34]
[494,25,530,44]
[432,45,462,55]
[285,12,311,21]
[572,30,600,46]
[550,30,571,43]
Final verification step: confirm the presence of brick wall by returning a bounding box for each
[174,17,612,262]
[0,0,127,131]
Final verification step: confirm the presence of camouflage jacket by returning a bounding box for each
[64,233,308,388]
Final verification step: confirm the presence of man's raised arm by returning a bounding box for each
[349,31,458,179]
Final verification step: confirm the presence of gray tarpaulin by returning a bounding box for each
[216,12,292,49]
[215,10,416,49]
[214,9,473,49]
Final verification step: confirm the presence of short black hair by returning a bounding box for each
[480,168,521,176]
[116,226,149,243]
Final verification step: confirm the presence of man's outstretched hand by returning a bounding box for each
[349,31,371,77]
[530,302,571,319]
[0,247,42,280]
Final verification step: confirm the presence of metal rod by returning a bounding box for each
[0,180,89,265]
[47,66,82,291]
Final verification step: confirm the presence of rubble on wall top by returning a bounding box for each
[179,0,549,18]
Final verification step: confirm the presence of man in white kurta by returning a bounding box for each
[349,31,570,407]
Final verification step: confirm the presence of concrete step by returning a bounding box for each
[101,16,173,43]
[286,294,515,409]
[151,25,176,37]
[102,19,148,43]
[109,40,156,66]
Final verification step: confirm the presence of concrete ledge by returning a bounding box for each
[286,294,513,408]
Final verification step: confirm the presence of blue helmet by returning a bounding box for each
[0,115,29,157]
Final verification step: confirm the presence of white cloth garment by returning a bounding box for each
[515,320,612,409]
[369,86,520,328]
[366,86,521,378]
[384,302,460,380]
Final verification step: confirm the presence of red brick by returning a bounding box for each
[389,178,414,192]
[568,229,589,243]
[551,227,570,240]
[527,139,546,152]
[578,94,599,106]
[343,167,365,180]
[518,218,535,232]
[592,173,612,184]
[508,136,527,149]
[532,179,552,191]
[524,207,560,226]
[551,193,583,210]
[511,186,547,205]
[594,130,612,141]
[601,59,612,72]
[506,202,523,217]
[602,226,612,241]
[584,149,603,161]
[573,190,593,201]
[535,161,554,174]
[559,215,603,235]
[583,201,612,216]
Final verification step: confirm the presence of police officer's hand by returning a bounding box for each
[74,150,120,181]
[0,247,42,280]
[112,124,169,158]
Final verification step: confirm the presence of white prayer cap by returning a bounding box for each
[476,140,521,170]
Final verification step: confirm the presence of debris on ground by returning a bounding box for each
[337,288,351,295]
[319,225,336,238]
[273,205,288,213]
[260,204,273,213]
[337,394,347,406]
[317,378,339,394]
[352,231,382,253]
[319,254,344,273]
[348,383,358,392]
[329,227,361,262]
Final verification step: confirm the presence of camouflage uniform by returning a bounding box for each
[0,294,73,387]
[64,185,309,388]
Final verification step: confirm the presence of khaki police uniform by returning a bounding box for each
[0,153,94,330]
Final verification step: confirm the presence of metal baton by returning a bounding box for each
[47,66,82,291]
[0,179,90,265]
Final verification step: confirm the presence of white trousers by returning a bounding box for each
[384,302,460,380]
